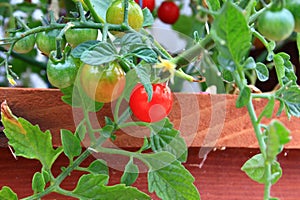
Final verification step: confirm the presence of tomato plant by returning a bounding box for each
[129,83,173,122]
[134,0,155,12]
[36,29,66,56]
[106,0,144,31]
[257,8,295,41]
[286,0,300,32]
[157,1,179,24]
[47,51,79,89]
[65,28,98,48]
[80,61,126,103]
[13,32,36,54]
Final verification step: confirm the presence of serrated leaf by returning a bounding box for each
[0,186,18,200]
[241,154,282,184]
[1,102,63,169]
[236,86,251,108]
[142,152,200,200]
[87,159,109,175]
[257,96,275,122]
[73,174,150,200]
[131,47,157,63]
[142,8,154,27]
[266,120,291,161]
[255,62,269,82]
[279,85,300,117]
[273,54,285,86]
[81,42,118,65]
[277,52,297,86]
[149,119,187,162]
[211,1,252,65]
[121,158,139,186]
[32,172,45,193]
[61,129,82,160]
[71,40,100,58]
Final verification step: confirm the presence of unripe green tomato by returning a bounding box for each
[13,32,36,54]
[286,0,300,32]
[36,29,66,56]
[65,28,98,48]
[47,52,79,89]
[106,0,144,31]
[257,8,295,41]
[80,61,126,103]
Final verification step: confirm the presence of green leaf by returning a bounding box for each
[73,174,150,200]
[236,86,251,108]
[133,64,153,101]
[142,8,154,27]
[273,54,285,86]
[241,154,282,184]
[172,15,205,38]
[121,158,139,186]
[61,129,82,161]
[297,33,300,58]
[149,118,187,162]
[71,40,100,58]
[273,53,297,86]
[131,47,157,63]
[255,62,269,82]
[211,1,252,65]
[1,103,63,169]
[122,69,139,101]
[32,172,45,193]
[142,152,200,200]
[81,42,118,65]
[257,96,275,122]
[222,69,234,82]
[278,85,300,117]
[89,0,111,21]
[75,122,87,141]
[266,120,291,161]
[243,57,256,70]
[87,159,109,175]
[205,0,221,11]
[0,186,18,200]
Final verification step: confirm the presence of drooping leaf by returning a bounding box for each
[149,118,187,162]
[131,47,157,63]
[133,64,153,101]
[0,186,18,200]
[236,86,251,108]
[81,42,118,65]
[87,159,109,175]
[277,85,300,117]
[211,1,252,66]
[273,53,297,86]
[241,153,282,184]
[265,120,291,161]
[141,152,200,200]
[61,129,82,161]
[1,101,63,169]
[255,62,269,82]
[73,174,150,200]
[142,8,154,27]
[32,172,45,193]
[121,158,139,186]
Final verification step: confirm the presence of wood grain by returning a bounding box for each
[0,147,299,200]
[0,87,299,149]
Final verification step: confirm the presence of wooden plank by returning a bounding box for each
[0,147,299,199]
[0,87,299,149]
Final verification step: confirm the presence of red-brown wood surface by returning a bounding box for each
[0,147,299,200]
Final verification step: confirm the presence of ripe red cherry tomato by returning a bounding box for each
[157,1,179,24]
[129,83,173,123]
[134,0,155,12]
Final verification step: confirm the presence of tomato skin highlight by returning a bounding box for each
[13,32,36,54]
[286,0,300,32]
[36,29,66,56]
[134,0,155,12]
[80,61,126,103]
[157,1,180,24]
[106,0,144,31]
[257,8,295,41]
[129,83,173,123]
[65,28,98,48]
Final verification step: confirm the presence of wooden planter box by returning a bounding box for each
[0,87,300,199]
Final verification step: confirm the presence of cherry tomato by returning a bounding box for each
[157,1,179,24]
[80,61,126,103]
[65,28,98,48]
[13,32,36,54]
[36,29,66,56]
[47,51,79,89]
[129,83,173,123]
[286,0,300,32]
[106,0,144,31]
[134,0,155,12]
[257,8,295,41]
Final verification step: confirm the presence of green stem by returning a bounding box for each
[76,1,87,22]
[118,121,150,129]
[56,22,75,59]
[83,0,105,23]
[263,162,272,200]
[123,0,129,26]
